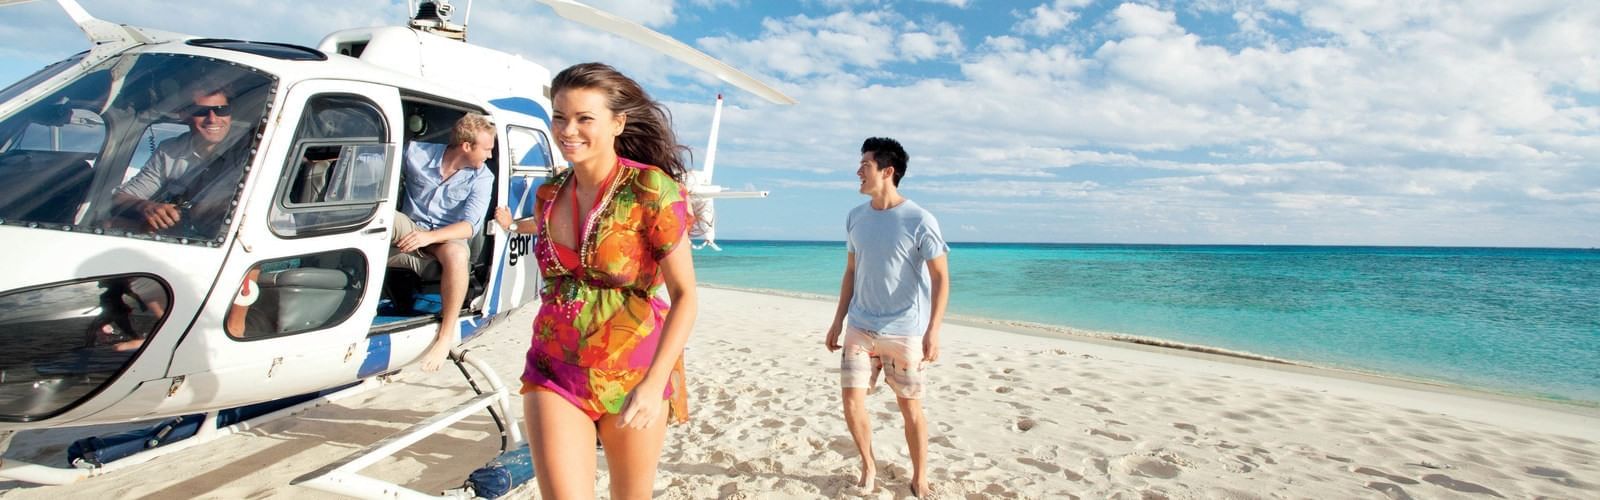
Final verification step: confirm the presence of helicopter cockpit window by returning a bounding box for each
[0,51,84,105]
[505,125,552,170]
[0,52,275,246]
[269,94,391,238]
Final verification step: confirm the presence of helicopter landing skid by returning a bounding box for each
[292,349,524,499]
[0,377,385,486]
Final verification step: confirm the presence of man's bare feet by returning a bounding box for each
[855,463,876,493]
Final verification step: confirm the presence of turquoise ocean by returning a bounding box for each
[692,241,1600,405]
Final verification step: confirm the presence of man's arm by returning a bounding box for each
[113,150,183,230]
[396,173,491,252]
[394,220,473,253]
[922,254,949,363]
[825,251,856,352]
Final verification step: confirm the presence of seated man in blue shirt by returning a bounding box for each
[391,113,496,372]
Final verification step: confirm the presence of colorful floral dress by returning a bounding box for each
[520,158,692,424]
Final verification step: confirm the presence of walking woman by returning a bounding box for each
[494,62,696,499]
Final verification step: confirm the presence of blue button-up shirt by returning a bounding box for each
[398,142,495,234]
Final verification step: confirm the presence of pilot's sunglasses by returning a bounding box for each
[189,104,232,117]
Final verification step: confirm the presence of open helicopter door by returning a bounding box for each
[142,79,405,417]
[495,120,556,309]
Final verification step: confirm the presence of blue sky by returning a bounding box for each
[2,0,1596,247]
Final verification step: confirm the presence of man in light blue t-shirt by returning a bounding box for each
[825,137,950,497]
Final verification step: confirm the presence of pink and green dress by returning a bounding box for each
[520,158,691,424]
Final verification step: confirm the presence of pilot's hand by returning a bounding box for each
[493,207,514,232]
[396,229,442,253]
[825,323,843,352]
[139,201,183,230]
[420,337,451,372]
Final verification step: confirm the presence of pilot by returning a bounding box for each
[112,83,238,234]
[391,113,496,372]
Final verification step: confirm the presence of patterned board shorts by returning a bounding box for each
[841,325,927,399]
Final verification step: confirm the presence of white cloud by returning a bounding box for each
[897,21,962,61]
[1014,0,1095,38]
[1108,3,1182,38]
[582,0,679,27]
[697,11,902,79]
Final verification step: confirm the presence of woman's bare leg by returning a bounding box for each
[596,407,669,500]
[524,391,599,500]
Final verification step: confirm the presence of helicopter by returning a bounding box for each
[0,0,791,496]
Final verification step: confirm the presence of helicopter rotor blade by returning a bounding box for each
[530,0,796,105]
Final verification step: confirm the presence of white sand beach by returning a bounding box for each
[3,286,1597,499]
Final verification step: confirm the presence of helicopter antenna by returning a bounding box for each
[407,0,471,41]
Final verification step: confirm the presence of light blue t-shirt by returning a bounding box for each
[845,199,948,336]
[398,142,495,233]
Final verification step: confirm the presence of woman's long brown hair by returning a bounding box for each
[551,62,689,183]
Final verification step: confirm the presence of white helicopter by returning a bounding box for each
[0,0,790,497]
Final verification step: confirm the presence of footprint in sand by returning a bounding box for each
[1524,466,1587,488]
[955,362,974,369]
[1365,482,1416,500]
[1172,422,1197,433]
[1421,474,1505,498]
[1080,403,1112,414]
[1352,466,1419,485]
[1088,429,1132,441]
[1017,457,1062,473]
[995,386,1014,394]
[1120,455,1182,479]
[1220,411,1253,422]
[1051,386,1073,395]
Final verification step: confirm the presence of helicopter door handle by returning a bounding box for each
[363,227,388,236]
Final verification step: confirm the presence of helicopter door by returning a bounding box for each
[159,82,402,411]
[498,124,555,309]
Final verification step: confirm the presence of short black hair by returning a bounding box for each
[860,137,908,186]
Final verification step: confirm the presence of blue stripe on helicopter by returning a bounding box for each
[358,334,391,378]
[461,316,486,341]
[489,97,550,125]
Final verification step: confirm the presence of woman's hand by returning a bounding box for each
[493,206,515,232]
[618,378,668,429]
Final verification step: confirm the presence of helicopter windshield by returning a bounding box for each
[0,52,274,245]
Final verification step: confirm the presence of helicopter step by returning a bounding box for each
[292,349,526,499]
[0,377,384,486]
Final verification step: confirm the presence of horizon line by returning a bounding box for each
[702,239,1600,251]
